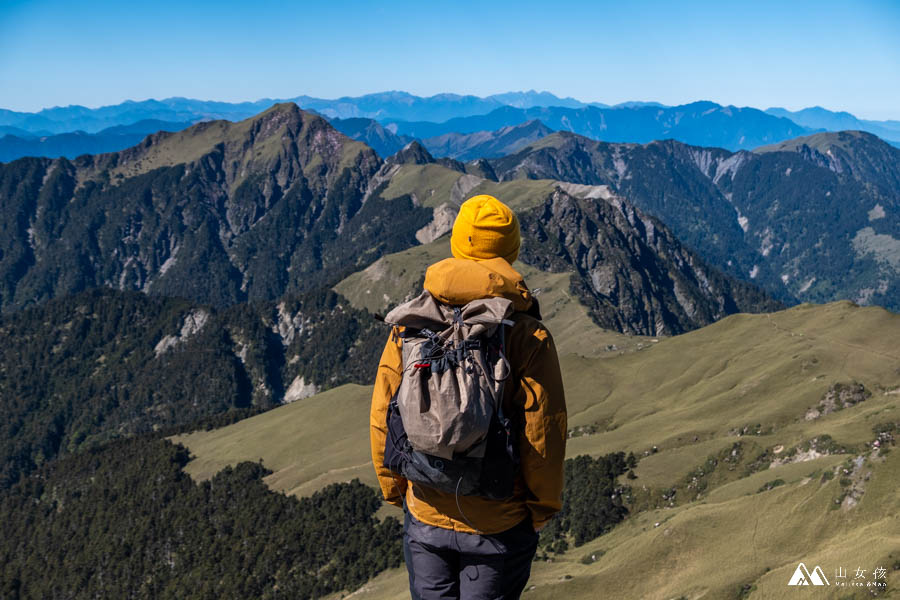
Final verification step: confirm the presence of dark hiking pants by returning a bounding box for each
[403,511,539,600]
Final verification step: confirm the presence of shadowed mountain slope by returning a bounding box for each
[366,159,779,335]
[0,286,386,488]
[328,117,413,158]
[420,119,554,161]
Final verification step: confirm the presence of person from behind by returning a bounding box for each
[370,194,567,600]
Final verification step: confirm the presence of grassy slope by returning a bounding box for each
[175,300,900,600]
[332,238,647,358]
[381,162,560,212]
[93,103,370,190]
[171,384,378,498]
[381,164,467,209]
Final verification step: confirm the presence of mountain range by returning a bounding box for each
[0,101,898,599]
[482,129,900,311]
[418,119,555,161]
[0,119,194,162]
[766,106,900,143]
[382,101,817,150]
[0,103,787,487]
[2,91,898,154]
[0,91,585,134]
[0,104,775,335]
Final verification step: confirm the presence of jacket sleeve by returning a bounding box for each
[369,328,408,507]
[512,323,567,530]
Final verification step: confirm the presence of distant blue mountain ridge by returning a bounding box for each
[0,120,194,163]
[379,102,816,150]
[765,106,900,142]
[0,91,897,161]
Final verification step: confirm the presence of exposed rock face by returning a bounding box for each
[449,174,484,205]
[283,376,319,403]
[805,382,872,420]
[154,308,210,356]
[416,203,458,244]
[385,140,434,166]
[519,189,781,335]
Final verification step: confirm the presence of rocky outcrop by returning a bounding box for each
[519,188,781,335]
[154,308,210,356]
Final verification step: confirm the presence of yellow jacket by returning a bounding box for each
[369,257,567,534]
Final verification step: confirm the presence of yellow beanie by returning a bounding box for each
[450,195,520,264]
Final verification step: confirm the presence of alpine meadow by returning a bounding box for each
[2,4,900,595]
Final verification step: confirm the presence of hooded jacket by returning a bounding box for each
[369,257,567,534]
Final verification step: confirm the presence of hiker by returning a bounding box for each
[370,194,567,600]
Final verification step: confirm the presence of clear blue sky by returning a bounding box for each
[1,0,898,119]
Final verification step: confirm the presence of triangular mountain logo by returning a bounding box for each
[787,563,830,586]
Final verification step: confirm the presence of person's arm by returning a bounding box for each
[513,323,567,531]
[369,328,408,506]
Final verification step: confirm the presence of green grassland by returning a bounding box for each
[175,299,900,600]
[381,164,470,209]
[171,384,379,498]
[380,161,568,212]
[332,239,647,358]
[332,238,452,315]
[468,177,561,211]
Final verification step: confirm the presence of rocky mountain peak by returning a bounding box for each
[0,103,397,312]
[72,103,379,195]
[386,140,435,166]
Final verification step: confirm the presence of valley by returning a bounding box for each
[177,299,900,600]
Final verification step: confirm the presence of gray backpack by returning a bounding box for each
[382,291,520,499]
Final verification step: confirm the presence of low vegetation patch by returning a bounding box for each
[567,417,616,439]
[679,442,745,501]
[729,423,775,436]
[747,434,855,475]
[756,478,786,493]
[805,381,871,420]
[537,453,632,555]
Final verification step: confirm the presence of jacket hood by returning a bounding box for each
[423,257,533,313]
